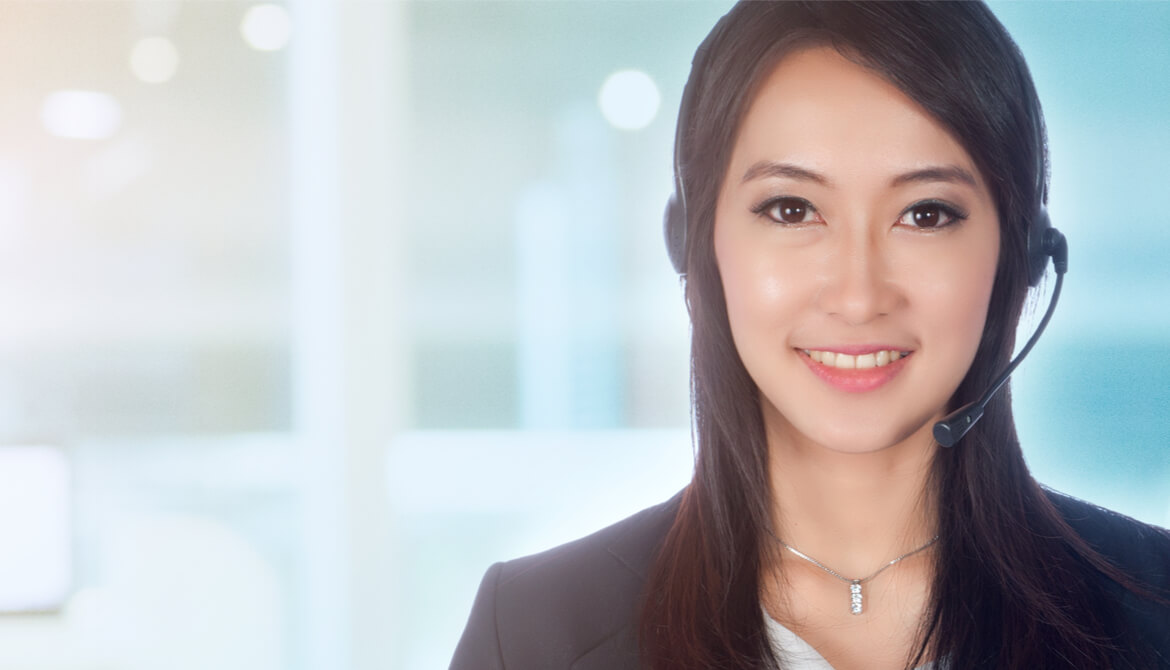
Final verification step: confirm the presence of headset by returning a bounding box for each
[661,11,1068,447]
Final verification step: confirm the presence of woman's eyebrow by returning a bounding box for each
[740,161,829,186]
[739,162,977,190]
[890,165,977,188]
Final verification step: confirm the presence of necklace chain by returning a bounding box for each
[767,529,939,615]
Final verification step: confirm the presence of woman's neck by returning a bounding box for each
[765,412,938,578]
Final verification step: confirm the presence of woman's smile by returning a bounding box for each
[797,347,913,393]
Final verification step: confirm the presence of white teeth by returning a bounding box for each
[803,349,908,369]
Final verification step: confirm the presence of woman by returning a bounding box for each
[451,3,1170,668]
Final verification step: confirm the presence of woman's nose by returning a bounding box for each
[816,230,901,325]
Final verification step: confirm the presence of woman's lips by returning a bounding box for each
[798,348,912,393]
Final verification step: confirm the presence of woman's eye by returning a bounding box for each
[898,201,967,229]
[757,197,819,225]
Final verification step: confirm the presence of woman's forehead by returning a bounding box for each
[727,46,986,194]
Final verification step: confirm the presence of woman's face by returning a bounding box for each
[714,47,1000,455]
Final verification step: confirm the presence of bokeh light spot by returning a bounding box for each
[41,90,123,141]
[598,70,660,131]
[130,37,180,84]
[240,4,293,52]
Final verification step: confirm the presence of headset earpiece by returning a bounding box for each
[1026,206,1051,287]
[664,193,687,275]
[1026,206,1066,287]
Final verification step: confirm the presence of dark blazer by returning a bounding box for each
[450,489,1170,669]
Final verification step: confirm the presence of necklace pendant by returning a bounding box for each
[849,580,863,615]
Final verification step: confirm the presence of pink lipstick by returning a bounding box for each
[798,348,911,393]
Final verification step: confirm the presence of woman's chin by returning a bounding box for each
[760,395,945,456]
[777,416,939,457]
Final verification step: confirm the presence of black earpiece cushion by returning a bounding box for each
[1027,207,1053,287]
[664,194,687,275]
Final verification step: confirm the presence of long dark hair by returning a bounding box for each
[641,3,1145,668]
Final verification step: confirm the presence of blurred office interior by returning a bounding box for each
[0,1,1166,669]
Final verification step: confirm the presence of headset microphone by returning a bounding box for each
[933,223,1068,448]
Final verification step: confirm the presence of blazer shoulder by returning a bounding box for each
[452,491,683,669]
[1044,488,1170,666]
[1044,487,1170,590]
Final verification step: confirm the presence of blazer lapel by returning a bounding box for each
[570,624,640,670]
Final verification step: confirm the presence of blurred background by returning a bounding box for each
[0,1,1166,668]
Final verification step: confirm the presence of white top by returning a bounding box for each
[762,612,939,670]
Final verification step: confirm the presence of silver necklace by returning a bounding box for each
[770,532,939,615]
